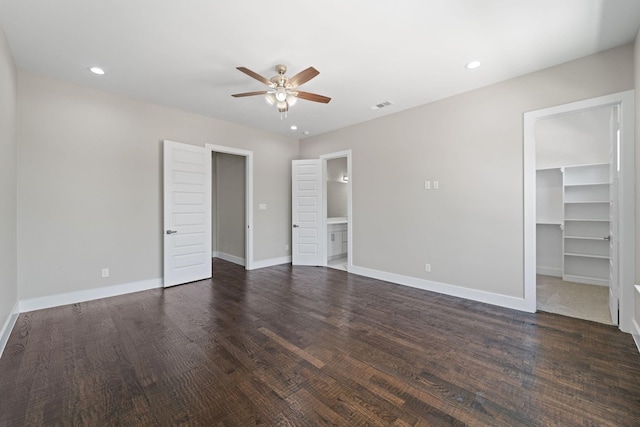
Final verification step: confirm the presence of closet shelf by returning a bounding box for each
[563,182,609,187]
[536,222,562,226]
[564,252,609,260]
[537,163,611,287]
[564,201,609,204]
[564,235,609,241]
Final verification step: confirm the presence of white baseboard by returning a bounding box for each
[633,286,640,354]
[562,274,608,287]
[20,278,162,313]
[349,265,530,312]
[250,256,292,270]
[0,300,20,359]
[212,251,246,266]
[632,319,640,355]
[536,266,562,277]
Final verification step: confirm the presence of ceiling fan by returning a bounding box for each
[232,64,331,117]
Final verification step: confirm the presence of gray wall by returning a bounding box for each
[535,106,612,169]
[300,44,634,299]
[327,157,348,218]
[0,25,17,332]
[17,70,298,300]
[214,152,246,259]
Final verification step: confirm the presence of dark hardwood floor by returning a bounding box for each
[1,259,640,426]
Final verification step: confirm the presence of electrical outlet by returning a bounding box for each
[424,263,431,273]
[101,268,109,278]
[433,181,439,189]
[424,180,431,190]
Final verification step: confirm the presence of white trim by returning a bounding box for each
[562,274,608,287]
[319,150,353,272]
[634,285,640,354]
[205,143,254,271]
[251,256,292,269]
[536,267,562,277]
[524,90,635,330]
[632,332,640,355]
[349,265,530,312]
[19,278,162,313]
[212,251,246,266]
[0,301,20,359]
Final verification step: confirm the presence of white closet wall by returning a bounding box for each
[536,168,563,276]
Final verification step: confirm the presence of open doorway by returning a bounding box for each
[523,90,635,332]
[206,144,254,270]
[291,150,352,269]
[320,150,352,271]
[534,106,615,324]
[325,157,348,270]
[212,152,246,266]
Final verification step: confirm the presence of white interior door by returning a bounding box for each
[292,160,324,266]
[163,140,212,287]
[608,107,619,325]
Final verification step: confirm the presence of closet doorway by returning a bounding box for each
[535,106,615,324]
[206,144,254,270]
[523,90,635,332]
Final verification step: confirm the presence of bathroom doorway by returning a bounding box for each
[320,150,352,271]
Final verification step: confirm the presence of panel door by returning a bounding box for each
[292,160,324,266]
[163,140,212,287]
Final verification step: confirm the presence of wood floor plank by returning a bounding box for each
[1,258,640,425]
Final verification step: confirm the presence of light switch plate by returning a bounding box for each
[259,203,267,210]
[424,180,431,190]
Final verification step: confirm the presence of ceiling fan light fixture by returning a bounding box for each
[275,88,287,102]
[232,65,330,117]
[265,93,276,105]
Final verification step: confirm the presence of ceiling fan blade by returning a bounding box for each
[288,67,319,88]
[236,67,272,86]
[231,91,269,97]
[294,91,331,104]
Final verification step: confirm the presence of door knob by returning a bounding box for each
[604,235,611,241]
[293,224,299,228]
[166,230,178,235]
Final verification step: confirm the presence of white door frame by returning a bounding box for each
[523,90,635,332]
[205,143,254,270]
[320,150,353,270]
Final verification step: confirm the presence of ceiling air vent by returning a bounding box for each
[370,101,393,110]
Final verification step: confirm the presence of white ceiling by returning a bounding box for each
[1,0,639,139]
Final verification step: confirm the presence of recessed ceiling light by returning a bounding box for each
[465,61,481,70]
[290,125,298,131]
[303,131,310,135]
[89,66,105,75]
